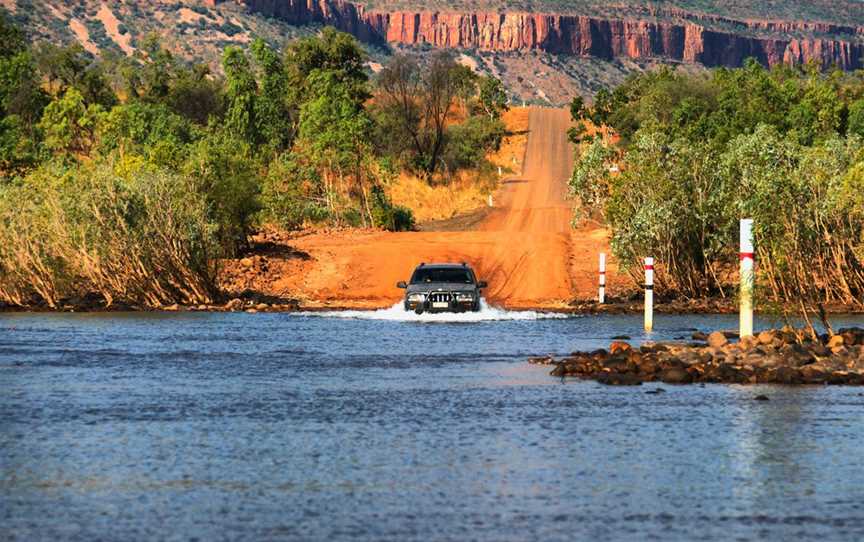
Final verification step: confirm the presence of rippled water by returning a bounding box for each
[2,309,864,541]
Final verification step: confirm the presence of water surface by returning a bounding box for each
[2,309,864,541]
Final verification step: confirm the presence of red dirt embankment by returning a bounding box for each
[228,107,626,310]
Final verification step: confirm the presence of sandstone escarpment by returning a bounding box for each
[218,0,864,69]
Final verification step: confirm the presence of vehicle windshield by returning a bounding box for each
[411,268,474,284]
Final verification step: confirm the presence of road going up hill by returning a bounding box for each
[266,107,624,310]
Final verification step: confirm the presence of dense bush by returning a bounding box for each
[0,163,219,308]
[570,61,864,321]
[370,185,415,232]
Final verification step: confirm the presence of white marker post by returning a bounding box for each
[644,257,654,332]
[740,219,754,338]
[598,253,606,304]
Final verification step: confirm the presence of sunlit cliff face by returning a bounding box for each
[212,0,863,69]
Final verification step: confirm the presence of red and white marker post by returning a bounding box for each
[598,253,606,304]
[644,257,654,332]
[740,219,754,338]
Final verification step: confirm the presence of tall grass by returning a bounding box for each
[0,164,220,308]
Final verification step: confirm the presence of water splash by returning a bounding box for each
[302,300,570,322]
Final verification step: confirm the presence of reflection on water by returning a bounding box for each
[2,311,864,541]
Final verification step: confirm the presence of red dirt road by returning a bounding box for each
[268,108,624,309]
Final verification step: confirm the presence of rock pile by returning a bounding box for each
[530,327,864,385]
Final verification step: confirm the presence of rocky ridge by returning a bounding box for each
[211,0,864,69]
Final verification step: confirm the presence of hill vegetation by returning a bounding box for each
[0,14,508,309]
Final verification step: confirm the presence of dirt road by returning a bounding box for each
[256,108,623,309]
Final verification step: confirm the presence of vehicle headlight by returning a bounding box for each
[456,292,475,302]
[408,293,426,302]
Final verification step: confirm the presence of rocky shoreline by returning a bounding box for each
[0,295,302,314]
[530,328,864,386]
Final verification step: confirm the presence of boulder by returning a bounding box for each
[831,345,849,356]
[757,330,776,345]
[774,366,802,385]
[224,298,244,311]
[637,358,659,375]
[609,341,632,355]
[779,344,815,367]
[660,367,693,384]
[827,335,845,348]
[800,365,828,384]
[550,364,566,377]
[839,328,864,346]
[707,331,729,348]
[602,357,631,373]
[738,336,759,350]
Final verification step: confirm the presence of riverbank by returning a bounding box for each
[531,327,864,386]
[3,296,864,315]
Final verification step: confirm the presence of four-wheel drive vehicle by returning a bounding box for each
[397,263,487,314]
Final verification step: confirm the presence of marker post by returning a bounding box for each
[598,253,606,304]
[644,257,654,332]
[740,219,754,338]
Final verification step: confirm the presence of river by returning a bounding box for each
[2,308,864,540]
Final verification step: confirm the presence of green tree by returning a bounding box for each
[299,69,374,224]
[250,39,295,153]
[33,43,116,107]
[166,64,224,126]
[97,101,195,168]
[222,46,259,145]
[0,14,47,176]
[38,88,103,156]
[848,98,864,138]
[285,27,369,104]
[377,52,473,175]
[478,76,508,120]
[183,131,260,253]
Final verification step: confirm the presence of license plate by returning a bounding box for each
[432,302,449,309]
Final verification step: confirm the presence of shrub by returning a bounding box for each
[0,163,220,308]
[441,116,505,173]
[259,152,325,230]
[370,185,415,231]
[182,131,260,254]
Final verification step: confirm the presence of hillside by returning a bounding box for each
[5,0,864,104]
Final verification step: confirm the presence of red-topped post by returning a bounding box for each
[740,219,754,338]
[644,257,654,332]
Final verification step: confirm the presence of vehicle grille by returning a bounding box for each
[428,292,452,304]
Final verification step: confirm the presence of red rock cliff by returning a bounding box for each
[223,0,864,69]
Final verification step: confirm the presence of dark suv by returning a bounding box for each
[397,263,488,314]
